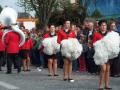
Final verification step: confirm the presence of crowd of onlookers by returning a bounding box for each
[18,18,120,77]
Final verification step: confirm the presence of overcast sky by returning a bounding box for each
[0,0,24,12]
[1,0,120,16]
[0,0,35,16]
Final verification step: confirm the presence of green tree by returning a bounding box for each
[18,0,95,28]
[17,0,58,30]
[49,0,88,25]
[91,9,103,18]
[78,0,90,23]
[91,0,102,19]
[0,5,2,13]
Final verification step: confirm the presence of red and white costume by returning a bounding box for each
[57,29,83,60]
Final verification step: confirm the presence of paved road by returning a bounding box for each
[0,67,120,90]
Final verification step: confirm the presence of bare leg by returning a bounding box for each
[63,59,69,79]
[105,62,110,88]
[23,59,27,71]
[26,56,31,70]
[53,59,58,75]
[99,64,106,88]
[68,60,72,79]
[48,59,53,75]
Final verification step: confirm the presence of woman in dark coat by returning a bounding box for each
[110,21,120,77]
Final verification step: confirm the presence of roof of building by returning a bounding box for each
[18,12,33,19]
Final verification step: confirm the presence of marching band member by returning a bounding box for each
[0,24,5,71]
[0,7,25,74]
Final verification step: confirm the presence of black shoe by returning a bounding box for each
[6,71,12,74]
[105,87,112,90]
[48,74,52,76]
[54,74,59,76]
[114,75,120,77]
[63,79,67,81]
[26,69,31,71]
[14,67,17,69]
[98,88,104,90]
[22,69,27,71]
[17,69,21,73]
[0,68,2,71]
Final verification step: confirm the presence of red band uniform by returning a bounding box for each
[0,27,5,71]
[5,31,21,73]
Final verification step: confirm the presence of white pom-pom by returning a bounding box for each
[42,36,60,55]
[103,31,120,59]
[42,37,54,55]
[61,38,83,61]
[94,31,120,65]
[94,40,109,65]
[52,36,60,53]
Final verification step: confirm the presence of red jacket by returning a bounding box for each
[5,31,20,54]
[91,32,103,47]
[40,33,56,52]
[57,30,76,44]
[0,31,5,51]
[43,33,50,38]
[43,33,56,39]
[20,38,33,50]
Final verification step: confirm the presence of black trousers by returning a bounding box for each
[0,51,5,69]
[7,53,21,72]
[110,53,120,76]
[85,48,100,73]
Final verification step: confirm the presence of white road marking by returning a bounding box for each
[0,81,19,89]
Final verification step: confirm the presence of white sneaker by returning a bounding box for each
[68,79,75,83]
[37,67,42,72]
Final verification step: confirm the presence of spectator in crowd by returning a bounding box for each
[110,21,120,77]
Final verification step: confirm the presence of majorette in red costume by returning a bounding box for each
[57,28,83,60]
[57,20,83,82]
[41,25,59,76]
